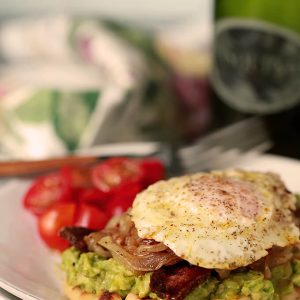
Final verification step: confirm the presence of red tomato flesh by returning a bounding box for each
[78,187,109,207]
[38,203,76,251]
[60,166,92,189]
[23,172,72,216]
[25,157,166,252]
[139,159,165,186]
[91,157,143,192]
[75,204,108,230]
[105,182,143,216]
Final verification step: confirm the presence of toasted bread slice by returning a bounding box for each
[63,282,142,300]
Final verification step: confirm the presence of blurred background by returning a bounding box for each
[0,0,299,161]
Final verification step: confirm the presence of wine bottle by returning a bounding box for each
[212,0,300,114]
[211,0,300,158]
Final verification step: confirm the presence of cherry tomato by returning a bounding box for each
[78,187,109,207]
[60,166,92,189]
[38,203,76,251]
[75,204,108,230]
[23,173,72,216]
[105,182,143,216]
[24,157,166,252]
[91,158,143,192]
[139,159,165,186]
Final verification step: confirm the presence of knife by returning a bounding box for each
[0,142,163,177]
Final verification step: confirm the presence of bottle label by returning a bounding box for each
[212,19,300,113]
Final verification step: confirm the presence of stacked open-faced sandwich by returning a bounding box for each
[60,170,300,300]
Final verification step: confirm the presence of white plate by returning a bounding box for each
[0,180,65,300]
[0,287,19,300]
[0,154,300,300]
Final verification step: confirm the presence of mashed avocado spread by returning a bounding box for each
[62,248,300,299]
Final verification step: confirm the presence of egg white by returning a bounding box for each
[131,170,299,269]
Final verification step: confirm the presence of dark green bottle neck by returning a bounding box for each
[215,0,300,34]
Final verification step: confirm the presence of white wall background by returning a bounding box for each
[0,0,212,28]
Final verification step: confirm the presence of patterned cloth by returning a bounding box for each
[0,17,179,160]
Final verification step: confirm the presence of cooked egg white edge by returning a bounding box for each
[131,170,300,269]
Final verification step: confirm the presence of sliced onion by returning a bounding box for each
[99,236,181,274]
[106,214,123,229]
[264,265,272,279]
[84,212,181,273]
[135,243,169,255]
[250,246,295,279]
[84,232,112,258]
[267,246,293,268]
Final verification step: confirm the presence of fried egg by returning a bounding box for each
[130,170,299,269]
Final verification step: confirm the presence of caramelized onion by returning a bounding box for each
[135,243,169,255]
[249,256,270,279]
[250,246,295,279]
[84,232,112,258]
[84,213,182,274]
[99,236,181,274]
[267,246,294,268]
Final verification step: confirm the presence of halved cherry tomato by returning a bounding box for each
[38,202,76,251]
[25,157,166,252]
[105,182,143,216]
[75,204,108,230]
[139,159,165,186]
[23,172,72,216]
[78,187,109,208]
[91,158,143,192]
[60,166,92,189]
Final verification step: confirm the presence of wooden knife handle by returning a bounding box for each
[0,155,99,177]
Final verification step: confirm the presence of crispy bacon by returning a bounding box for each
[150,261,211,300]
[60,226,95,252]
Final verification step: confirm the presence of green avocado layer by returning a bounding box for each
[62,247,154,298]
[62,248,300,300]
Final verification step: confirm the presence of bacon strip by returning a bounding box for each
[150,261,211,300]
[60,226,95,252]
